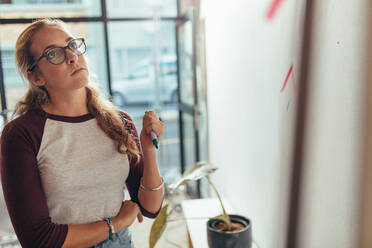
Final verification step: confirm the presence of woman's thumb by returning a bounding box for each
[137,212,143,223]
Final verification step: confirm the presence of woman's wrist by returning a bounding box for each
[142,145,156,155]
[111,216,125,231]
[142,148,157,164]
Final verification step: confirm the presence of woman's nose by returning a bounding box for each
[66,48,78,64]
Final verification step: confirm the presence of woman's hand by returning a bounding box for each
[114,200,143,230]
[140,110,164,151]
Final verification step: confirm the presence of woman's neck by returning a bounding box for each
[42,88,89,117]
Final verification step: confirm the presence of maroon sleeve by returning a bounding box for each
[120,111,162,218]
[0,112,68,248]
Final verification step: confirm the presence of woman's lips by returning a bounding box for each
[71,68,86,76]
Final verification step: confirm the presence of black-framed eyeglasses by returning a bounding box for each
[27,38,86,72]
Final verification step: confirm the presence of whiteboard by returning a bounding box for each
[203,0,306,247]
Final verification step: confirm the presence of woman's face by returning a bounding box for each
[29,25,89,94]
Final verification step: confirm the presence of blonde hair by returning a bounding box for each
[14,19,140,164]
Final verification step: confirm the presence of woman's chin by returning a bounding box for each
[71,79,89,90]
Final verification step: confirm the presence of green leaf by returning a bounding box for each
[168,161,217,191]
[149,204,170,248]
[210,214,232,231]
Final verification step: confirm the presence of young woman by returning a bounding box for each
[0,19,164,248]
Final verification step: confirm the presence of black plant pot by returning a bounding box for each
[207,215,252,248]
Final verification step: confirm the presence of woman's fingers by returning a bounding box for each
[143,111,164,140]
[143,122,164,138]
[137,212,143,223]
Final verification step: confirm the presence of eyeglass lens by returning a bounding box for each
[46,39,85,65]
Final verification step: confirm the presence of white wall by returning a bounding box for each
[204,0,369,247]
[203,0,303,247]
[297,1,369,247]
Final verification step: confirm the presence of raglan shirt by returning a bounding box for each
[0,108,160,248]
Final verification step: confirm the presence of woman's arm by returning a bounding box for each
[1,124,67,247]
[138,111,164,213]
[122,111,164,217]
[138,146,164,213]
[62,199,141,248]
[62,220,115,248]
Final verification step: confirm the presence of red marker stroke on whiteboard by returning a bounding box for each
[280,64,293,93]
[267,0,284,20]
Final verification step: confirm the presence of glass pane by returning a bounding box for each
[0,22,108,111]
[160,110,181,184]
[82,22,109,97]
[182,112,198,197]
[178,19,194,105]
[0,0,101,18]
[0,24,27,111]
[108,21,177,115]
[130,109,181,186]
[108,21,181,184]
[107,0,177,18]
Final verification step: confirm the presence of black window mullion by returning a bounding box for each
[0,17,182,24]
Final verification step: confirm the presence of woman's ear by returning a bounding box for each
[26,70,45,87]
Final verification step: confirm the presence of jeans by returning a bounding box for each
[92,227,135,248]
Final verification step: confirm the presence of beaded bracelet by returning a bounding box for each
[140,177,164,191]
[105,217,115,240]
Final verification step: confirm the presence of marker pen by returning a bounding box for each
[145,111,159,149]
[150,131,159,149]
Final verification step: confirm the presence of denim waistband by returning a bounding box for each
[91,227,134,248]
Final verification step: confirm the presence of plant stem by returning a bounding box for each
[206,175,232,230]
[206,176,227,216]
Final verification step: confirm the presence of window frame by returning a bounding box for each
[0,0,182,112]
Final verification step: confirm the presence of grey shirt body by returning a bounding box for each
[37,118,130,224]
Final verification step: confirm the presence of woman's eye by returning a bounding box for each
[47,50,57,58]
[70,41,78,49]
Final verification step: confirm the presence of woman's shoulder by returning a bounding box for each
[116,109,138,135]
[117,109,135,126]
[117,109,133,121]
[1,109,46,139]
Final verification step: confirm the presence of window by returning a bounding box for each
[107,21,180,184]
[131,66,149,79]
[108,21,177,108]
[107,0,177,18]
[161,60,177,76]
[2,51,18,85]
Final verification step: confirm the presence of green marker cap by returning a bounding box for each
[152,139,159,149]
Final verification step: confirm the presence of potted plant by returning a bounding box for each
[149,162,252,248]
